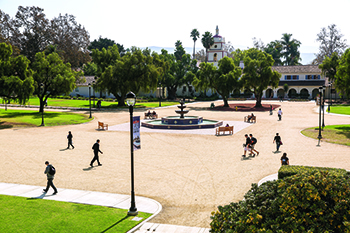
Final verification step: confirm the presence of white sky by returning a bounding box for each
[1,0,350,54]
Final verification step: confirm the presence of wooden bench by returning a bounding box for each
[98,121,108,130]
[244,116,256,123]
[144,113,158,119]
[216,126,234,136]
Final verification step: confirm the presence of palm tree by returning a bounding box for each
[201,31,214,62]
[190,29,200,59]
[280,33,301,66]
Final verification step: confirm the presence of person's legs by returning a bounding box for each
[90,153,98,166]
[44,179,50,192]
[48,179,57,193]
[276,142,280,151]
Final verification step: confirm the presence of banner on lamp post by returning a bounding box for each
[133,116,141,150]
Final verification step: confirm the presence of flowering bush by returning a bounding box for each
[210,170,350,232]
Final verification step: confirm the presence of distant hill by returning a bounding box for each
[144,46,315,65]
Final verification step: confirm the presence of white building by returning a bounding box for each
[207,25,228,67]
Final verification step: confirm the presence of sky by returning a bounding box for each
[1,0,350,63]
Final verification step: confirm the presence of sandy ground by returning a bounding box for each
[1,100,350,228]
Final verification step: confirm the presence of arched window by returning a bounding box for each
[214,53,217,62]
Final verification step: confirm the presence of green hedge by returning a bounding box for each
[278,165,347,179]
[210,170,350,232]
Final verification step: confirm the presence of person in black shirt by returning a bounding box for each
[90,139,103,167]
[242,134,253,158]
[273,133,282,152]
[249,134,259,156]
[67,131,74,149]
[281,153,289,165]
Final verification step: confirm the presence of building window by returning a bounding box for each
[285,75,299,80]
[189,86,193,92]
[75,87,79,92]
[306,75,320,79]
[214,53,217,62]
[214,45,217,48]
[182,86,186,92]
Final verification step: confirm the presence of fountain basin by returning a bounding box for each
[142,117,223,130]
[162,116,202,125]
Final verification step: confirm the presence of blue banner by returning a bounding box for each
[133,116,141,150]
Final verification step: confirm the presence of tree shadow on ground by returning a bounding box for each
[1,111,60,119]
[0,122,13,129]
[334,126,350,139]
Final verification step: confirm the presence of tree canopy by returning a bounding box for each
[201,31,214,62]
[1,6,91,68]
[319,52,340,82]
[88,36,126,57]
[334,48,350,98]
[313,24,348,65]
[0,42,34,108]
[31,52,83,112]
[92,45,162,106]
[280,33,302,66]
[241,48,281,107]
[190,29,200,59]
[193,56,241,107]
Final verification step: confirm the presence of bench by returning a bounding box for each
[244,116,256,123]
[216,126,234,136]
[144,113,158,119]
[98,121,108,130]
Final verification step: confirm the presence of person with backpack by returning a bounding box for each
[67,131,74,149]
[43,161,58,194]
[249,134,259,156]
[273,133,282,152]
[90,139,103,167]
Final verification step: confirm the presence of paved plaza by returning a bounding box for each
[1,100,350,229]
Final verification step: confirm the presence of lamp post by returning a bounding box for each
[317,86,323,146]
[126,91,138,216]
[158,82,162,107]
[92,80,95,108]
[88,83,92,118]
[328,82,332,112]
[322,85,326,129]
[40,83,45,126]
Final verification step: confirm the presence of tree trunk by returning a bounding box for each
[193,41,196,60]
[205,49,208,62]
[223,97,229,107]
[167,86,177,100]
[255,94,262,108]
[115,95,126,106]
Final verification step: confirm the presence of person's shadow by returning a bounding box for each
[59,148,69,151]
[83,166,94,171]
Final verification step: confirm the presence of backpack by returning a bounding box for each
[48,165,56,175]
[251,137,257,144]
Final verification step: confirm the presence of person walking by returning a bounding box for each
[281,153,289,165]
[242,134,254,158]
[43,161,58,194]
[249,134,259,156]
[269,105,273,115]
[90,139,103,167]
[67,131,74,149]
[278,108,283,121]
[273,133,282,152]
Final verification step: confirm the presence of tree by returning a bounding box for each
[174,40,186,61]
[313,24,348,65]
[283,83,289,98]
[201,31,214,62]
[12,6,51,63]
[82,62,98,76]
[160,49,197,99]
[0,10,20,56]
[88,36,126,57]
[241,48,281,107]
[193,56,241,107]
[252,37,265,50]
[0,43,34,110]
[92,46,161,106]
[319,52,340,82]
[265,40,283,66]
[195,49,206,62]
[50,13,91,68]
[223,41,235,58]
[31,52,83,112]
[190,29,200,59]
[280,33,302,66]
[334,48,350,97]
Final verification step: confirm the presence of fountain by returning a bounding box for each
[141,100,222,130]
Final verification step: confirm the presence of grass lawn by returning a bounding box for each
[0,109,91,129]
[0,195,151,233]
[328,105,350,115]
[11,97,179,109]
[301,124,350,146]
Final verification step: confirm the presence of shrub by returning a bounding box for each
[210,170,350,232]
[278,165,347,179]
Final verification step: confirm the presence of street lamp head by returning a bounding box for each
[126,91,136,106]
[88,82,91,87]
[40,83,44,88]
[319,86,323,93]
